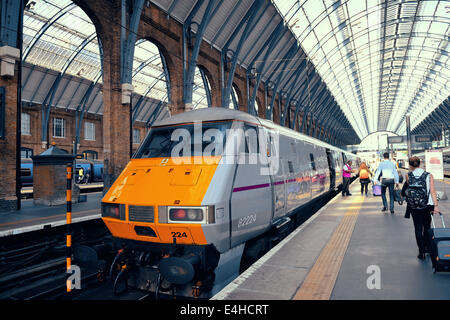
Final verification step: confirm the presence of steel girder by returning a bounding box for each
[22,2,77,61]
[183,0,217,105]
[0,0,22,48]
[222,0,265,109]
[121,0,144,84]
[247,21,286,115]
[267,43,298,121]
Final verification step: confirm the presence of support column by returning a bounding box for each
[101,8,131,190]
[0,0,22,211]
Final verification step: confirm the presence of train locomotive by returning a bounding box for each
[101,108,359,298]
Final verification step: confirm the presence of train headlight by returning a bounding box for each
[102,203,125,220]
[165,206,215,224]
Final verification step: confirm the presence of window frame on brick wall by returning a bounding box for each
[21,112,31,135]
[0,87,5,139]
[132,128,140,144]
[53,117,66,138]
[21,147,33,158]
[84,121,95,141]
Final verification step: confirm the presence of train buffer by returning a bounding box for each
[213,179,450,300]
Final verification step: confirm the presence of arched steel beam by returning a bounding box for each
[183,0,218,105]
[22,2,77,62]
[222,0,265,108]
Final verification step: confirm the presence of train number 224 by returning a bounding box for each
[171,231,188,238]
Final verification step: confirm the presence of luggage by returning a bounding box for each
[405,172,429,210]
[372,184,382,196]
[394,189,403,205]
[428,213,450,273]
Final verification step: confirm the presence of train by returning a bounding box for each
[20,158,104,187]
[101,108,360,298]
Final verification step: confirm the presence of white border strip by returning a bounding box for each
[0,214,101,238]
[211,191,344,300]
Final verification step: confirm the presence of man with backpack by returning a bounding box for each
[374,153,400,214]
[401,156,440,260]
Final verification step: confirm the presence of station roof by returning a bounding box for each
[21,0,448,144]
[273,0,450,138]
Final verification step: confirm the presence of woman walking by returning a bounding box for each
[358,162,372,196]
[401,156,440,260]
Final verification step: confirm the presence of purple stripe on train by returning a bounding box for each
[233,178,307,192]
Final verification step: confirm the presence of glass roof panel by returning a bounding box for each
[22,0,214,118]
[273,0,450,138]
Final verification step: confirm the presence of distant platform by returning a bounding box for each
[0,192,102,237]
[213,178,450,300]
[21,183,104,198]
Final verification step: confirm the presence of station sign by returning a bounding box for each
[414,134,433,143]
[386,134,433,144]
[425,150,444,180]
[387,136,404,144]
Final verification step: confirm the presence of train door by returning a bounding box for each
[230,123,273,247]
[272,135,287,220]
[326,148,335,189]
[334,150,343,186]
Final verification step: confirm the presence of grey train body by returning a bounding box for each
[151,108,359,295]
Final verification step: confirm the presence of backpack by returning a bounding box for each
[405,172,429,210]
[360,169,369,179]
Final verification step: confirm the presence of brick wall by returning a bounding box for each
[20,105,150,160]
[0,68,18,211]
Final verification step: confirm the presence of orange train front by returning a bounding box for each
[101,108,358,298]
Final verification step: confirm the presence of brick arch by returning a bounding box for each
[71,0,108,49]
[196,64,219,108]
[255,97,264,119]
[232,83,245,111]
[138,37,178,110]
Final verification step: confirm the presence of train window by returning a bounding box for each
[288,161,294,174]
[136,121,233,159]
[243,123,259,154]
[82,150,98,160]
[310,153,316,171]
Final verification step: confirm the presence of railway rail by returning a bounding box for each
[0,182,344,300]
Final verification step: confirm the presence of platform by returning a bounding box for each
[0,192,102,237]
[213,179,450,300]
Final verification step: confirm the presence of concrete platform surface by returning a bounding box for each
[213,178,450,300]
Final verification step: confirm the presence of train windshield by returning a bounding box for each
[135,121,233,159]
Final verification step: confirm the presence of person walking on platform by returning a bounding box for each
[358,162,372,196]
[342,160,353,197]
[374,153,399,214]
[401,156,440,260]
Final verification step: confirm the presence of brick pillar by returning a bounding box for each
[100,13,131,190]
[0,46,20,211]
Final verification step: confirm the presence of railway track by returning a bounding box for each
[0,182,346,300]
[0,219,114,300]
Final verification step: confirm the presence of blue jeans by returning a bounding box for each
[381,179,395,211]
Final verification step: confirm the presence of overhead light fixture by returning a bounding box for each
[25,1,36,11]
[76,68,84,76]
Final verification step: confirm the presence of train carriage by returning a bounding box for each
[101,108,359,298]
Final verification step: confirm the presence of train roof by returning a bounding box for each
[151,108,357,158]
[152,108,258,127]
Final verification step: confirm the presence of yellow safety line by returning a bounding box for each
[293,195,364,300]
